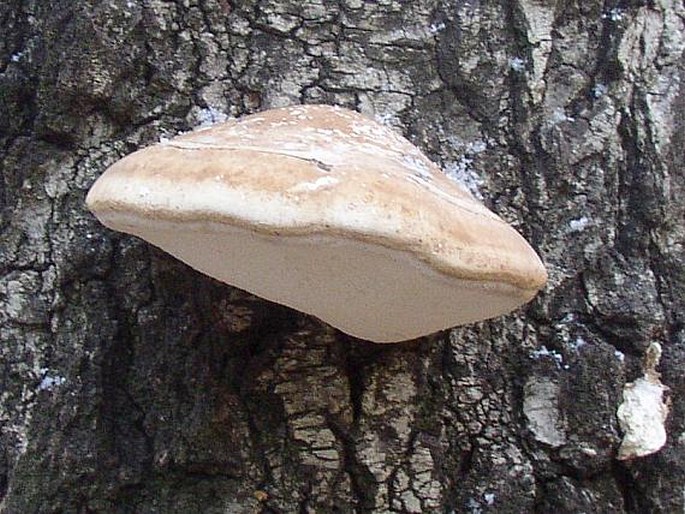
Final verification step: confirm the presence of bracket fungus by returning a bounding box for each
[86,105,547,342]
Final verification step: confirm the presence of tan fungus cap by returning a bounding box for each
[86,104,547,342]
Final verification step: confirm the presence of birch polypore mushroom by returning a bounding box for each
[86,105,547,342]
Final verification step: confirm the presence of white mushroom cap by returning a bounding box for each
[86,105,547,342]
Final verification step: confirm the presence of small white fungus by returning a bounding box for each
[602,8,624,21]
[592,84,608,99]
[38,368,66,391]
[509,57,526,72]
[551,109,575,123]
[428,21,446,34]
[530,345,565,369]
[569,216,590,232]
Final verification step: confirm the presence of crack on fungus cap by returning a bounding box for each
[86,104,547,342]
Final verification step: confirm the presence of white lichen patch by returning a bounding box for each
[440,136,487,199]
[617,342,670,460]
[1,272,48,325]
[517,0,556,103]
[443,158,484,200]
[523,378,567,447]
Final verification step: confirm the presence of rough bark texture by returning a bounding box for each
[1,1,684,512]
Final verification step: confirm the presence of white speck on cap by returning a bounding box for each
[86,105,547,342]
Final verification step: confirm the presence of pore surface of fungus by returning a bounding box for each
[86,105,547,342]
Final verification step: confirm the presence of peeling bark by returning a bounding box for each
[1,0,684,512]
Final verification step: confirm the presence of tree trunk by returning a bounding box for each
[1,1,684,512]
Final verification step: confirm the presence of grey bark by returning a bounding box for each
[1,0,684,512]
